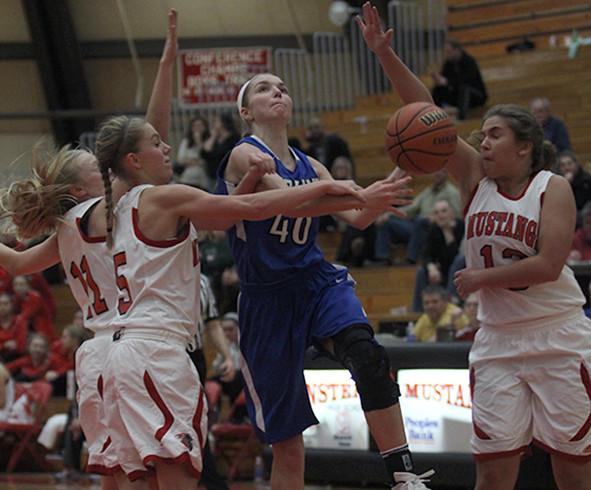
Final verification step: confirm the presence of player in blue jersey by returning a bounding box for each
[216,73,433,490]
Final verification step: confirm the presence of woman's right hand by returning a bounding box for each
[356,2,393,55]
[360,175,413,214]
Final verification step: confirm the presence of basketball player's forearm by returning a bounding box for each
[375,47,433,104]
[286,195,366,219]
[0,237,60,276]
[336,208,384,230]
[477,255,563,290]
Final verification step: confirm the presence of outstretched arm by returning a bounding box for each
[356,2,432,104]
[357,2,483,205]
[145,9,177,141]
[0,235,60,276]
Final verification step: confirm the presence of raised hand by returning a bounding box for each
[160,9,178,66]
[355,2,393,55]
[361,175,413,215]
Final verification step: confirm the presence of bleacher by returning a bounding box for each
[310,31,591,329]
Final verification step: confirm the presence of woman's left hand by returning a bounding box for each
[454,268,482,298]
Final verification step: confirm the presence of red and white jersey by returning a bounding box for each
[109,185,200,343]
[58,197,116,334]
[465,170,584,328]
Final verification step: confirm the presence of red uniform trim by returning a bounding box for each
[143,371,174,441]
[100,436,112,453]
[76,217,106,243]
[470,368,492,440]
[495,171,539,201]
[143,452,202,479]
[463,182,480,217]
[192,386,206,449]
[533,439,591,462]
[132,208,190,248]
[97,374,104,399]
[473,445,529,462]
[570,363,591,442]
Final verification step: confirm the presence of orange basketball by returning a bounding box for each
[385,102,458,175]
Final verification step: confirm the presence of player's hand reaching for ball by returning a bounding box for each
[356,2,393,56]
[361,175,413,215]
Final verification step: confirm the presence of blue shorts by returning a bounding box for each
[238,261,369,444]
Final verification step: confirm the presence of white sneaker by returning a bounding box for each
[391,469,435,490]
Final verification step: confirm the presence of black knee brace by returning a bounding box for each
[332,324,400,411]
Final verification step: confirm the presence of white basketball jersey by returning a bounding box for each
[465,170,584,328]
[109,185,200,342]
[58,197,117,334]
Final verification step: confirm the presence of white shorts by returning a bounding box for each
[75,332,119,474]
[102,334,207,480]
[470,311,591,461]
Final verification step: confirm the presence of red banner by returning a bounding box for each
[178,47,271,107]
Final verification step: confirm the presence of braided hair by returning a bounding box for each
[94,115,146,247]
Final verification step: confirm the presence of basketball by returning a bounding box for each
[385,102,458,174]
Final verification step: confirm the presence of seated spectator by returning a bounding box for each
[211,312,246,422]
[177,165,210,193]
[305,117,354,174]
[329,157,377,266]
[530,97,571,153]
[199,230,234,293]
[6,333,65,386]
[218,266,240,315]
[569,202,591,262]
[50,324,91,395]
[0,293,28,362]
[176,115,210,175]
[201,113,241,187]
[12,275,55,341]
[411,200,464,311]
[412,285,469,342]
[454,293,480,341]
[0,362,42,424]
[431,39,487,120]
[374,170,461,264]
[557,150,591,226]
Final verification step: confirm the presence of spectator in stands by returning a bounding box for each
[211,312,244,413]
[201,113,241,186]
[305,116,355,174]
[0,293,27,362]
[12,275,55,341]
[431,39,487,120]
[569,202,591,262]
[199,230,234,296]
[6,333,64,383]
[176,115,210,175]
[530,97,571,152]
[0,362,38,424]
[329,157,377,266]
[177,164,210,193]
[374,169,461,264]
[557,150,591,226]
[411,199,464,312]
[50,324,91,395]
[454,292,480,341]
[412,285,468,342]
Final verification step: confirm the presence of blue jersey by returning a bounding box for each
[216,135,325,285]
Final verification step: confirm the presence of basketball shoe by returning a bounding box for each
[391,469,435,490]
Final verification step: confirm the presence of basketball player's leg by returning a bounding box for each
[552,457,591,490]
[474,455,521,490]
[329,324,414,480]
[100,476,118,490]
[270,434,305,490]
[153,461,197,490]
[113,474,151,490]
